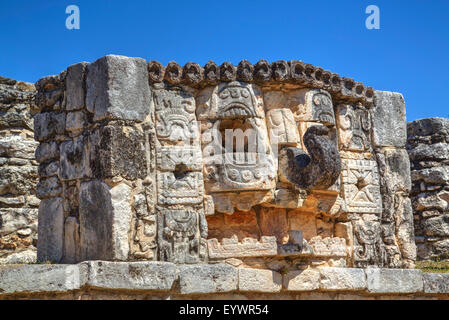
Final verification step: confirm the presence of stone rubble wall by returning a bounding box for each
[0,77,39,264]
[407,118,449,260]
[0,262,448,300]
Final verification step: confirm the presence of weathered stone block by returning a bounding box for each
[411,166,449,185]
[37,197,64,263]
[0,166,37,196]
[34,112,65,142]
[66,62,88,111]
[0,208,37,236]
[79,181,132,261]
[35,141,59,163]
[63,216,80,264]
[0,264,85,294]
[86,261,177,291]
[366,268,423,293]
[423,273,449,294]
[408,142,449,162]
[88,125,147,180]
[238,268,282,292]
[66,111,87,133]
[178,264,238,294]
[0,135,38,159]
[376,148,411,193]
[319,267,366,291]
[371,91,406,148]
[36,176,62,199]
[86,55,150,121]
[283,269,320,291]
[408,117,449,138]
[259,208,288,244]
[59,137,89,180]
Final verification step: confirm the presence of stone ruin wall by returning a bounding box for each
[31,55,416,270]
[0,77,39,264]
[408,117,449,261]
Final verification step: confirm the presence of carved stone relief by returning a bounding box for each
[341,159,382,214]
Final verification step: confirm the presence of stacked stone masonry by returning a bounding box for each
[0,77,39,264]
[30,55,416,271]
[408,117,449,260]
[0,262,448,300]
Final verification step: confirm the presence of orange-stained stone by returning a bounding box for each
[224,209,258,227]
[288,210,317,240]
[259,208,289,244]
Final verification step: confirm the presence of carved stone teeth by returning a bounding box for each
[164,61,182,85]
[237,59,254,82]
[148,61,165,83]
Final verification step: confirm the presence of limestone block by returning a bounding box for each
[266,108,299,147]
[157,171,204,205]
[0,249,36,264]
[196,81,265,121]
[415,190,449,211]
[259,207,289,244]
[0,135,38,159]
[34,112,65,141]
[154,89,199,142]
[336,104,371,151]
[238,268,282,292]
[411,166,449,185]
[407,117,449,138]
[66,62,88,111]
[409,142,449,162]
[309,237,347,257]
[319,267,366,291]
[86,55,151,122]
[289,89,335,125]
[86,261,177,291]
[36,176,62,199]
[0,264,85,294]
[157,206,207,264]
[88,125,147,180]
[79,181,132,261]
[341,159,382,214]
[63,216,80,264]
[371,91,407,148]
[207,236,277,259]
[66,111,87,133]
[421,215,449,236]
[366,268,423,293]
[423,273,449,294]
[288,211,317,240]
[156,146,202,171]
[37,161,59,179]
[376,148,411,193]
[35,141,59,163]
[0,208,37,236]
[0,166,37,196]
[37,197,64,262]
[284,269,320,291]
[178,264,238,294]
[59,137,89,180]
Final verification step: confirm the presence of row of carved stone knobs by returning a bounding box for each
[148,60,374,104]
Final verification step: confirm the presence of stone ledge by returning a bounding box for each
[1,263,448,297]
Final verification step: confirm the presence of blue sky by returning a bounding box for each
[0,0,448,121]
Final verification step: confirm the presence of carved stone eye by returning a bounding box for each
[219,89,229,99]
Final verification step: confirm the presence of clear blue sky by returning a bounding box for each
[1,0,448,121]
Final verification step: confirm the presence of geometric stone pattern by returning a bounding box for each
[341,159,382,214]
